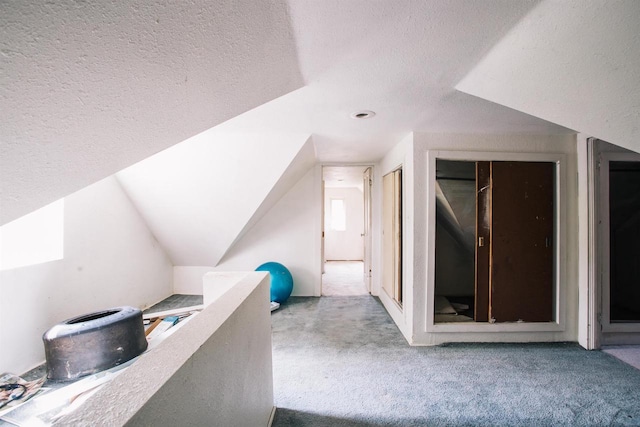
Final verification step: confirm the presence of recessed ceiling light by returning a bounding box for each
[350,110,376,119]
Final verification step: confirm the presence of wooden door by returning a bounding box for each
[489,161,554,322]
[475,162,491,321]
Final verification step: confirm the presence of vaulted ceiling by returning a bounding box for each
[0,1,304,224]
[2,0,639,225]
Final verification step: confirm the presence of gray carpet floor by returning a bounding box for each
[142,294,203,313]
[322,261,368,296]
[271,296,640,426]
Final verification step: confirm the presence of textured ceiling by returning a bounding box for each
[214,0,573,162]
[323,166,370,189]
[4,0,639,226]
[0,0,304,224]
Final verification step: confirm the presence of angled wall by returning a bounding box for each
[222,137,317,262]
[457,0,640,153]
[0,177,172,374]
[117,132,314,267]
[0,0,304,225]
[214,166,322,297]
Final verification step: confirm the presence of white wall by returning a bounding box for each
[0,177,173,374]
[173,266,215,295]
[377,133,415,342]
[324,187,364,261]
[117,133,312,267]
[212,166,322,297]
[456,0,640,154]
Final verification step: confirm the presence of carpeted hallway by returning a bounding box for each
[271,296,640,426]
[322,261,368,296]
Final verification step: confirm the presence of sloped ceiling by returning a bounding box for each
[4,0,639,228]
[457,0,640,154]
[213,0,573,162]
[116,131,313,266]
[0,0,304,225]
[219,137,317,265]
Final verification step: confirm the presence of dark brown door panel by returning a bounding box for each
[490,161,554,322]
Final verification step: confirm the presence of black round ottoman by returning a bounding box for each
[42,306,148,381]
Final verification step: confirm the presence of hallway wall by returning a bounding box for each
[324,187,364,261]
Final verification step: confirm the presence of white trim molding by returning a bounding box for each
[424,150,568,335]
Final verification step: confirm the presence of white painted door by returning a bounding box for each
[363,167,373,292]
[321,178,326,274]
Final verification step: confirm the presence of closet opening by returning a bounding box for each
[595,146,640,346]
[434,160,476,322]
[607,161,640,323]
[434,159,556,324]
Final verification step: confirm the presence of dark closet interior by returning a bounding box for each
[434,159,556,324]
[609,161,640,323]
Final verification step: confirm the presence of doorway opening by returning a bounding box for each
[608,161,640,323]
[321,166,373,297]
[598,147,640,344]
[322,261,366,296]
[434,159,557,324]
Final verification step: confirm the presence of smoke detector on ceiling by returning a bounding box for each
[350,110,376,119]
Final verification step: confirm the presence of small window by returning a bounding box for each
[0,199,64,271]
[329,199,346,231]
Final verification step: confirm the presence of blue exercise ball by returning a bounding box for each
[256,262,294,303]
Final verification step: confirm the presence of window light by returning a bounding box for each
[330,199,346,231]
[0,199,64,271]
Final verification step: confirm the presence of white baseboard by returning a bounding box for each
[268,406,277,427]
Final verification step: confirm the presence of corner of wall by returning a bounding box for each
[214,165,321,297]
[376,133,417,342]
[173,266,215,295]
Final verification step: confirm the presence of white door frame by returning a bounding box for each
[363,167,373,293]
[584,138,640,348]
[599,150,640,335]
[320,164,375,296]
[580,137,600,349]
